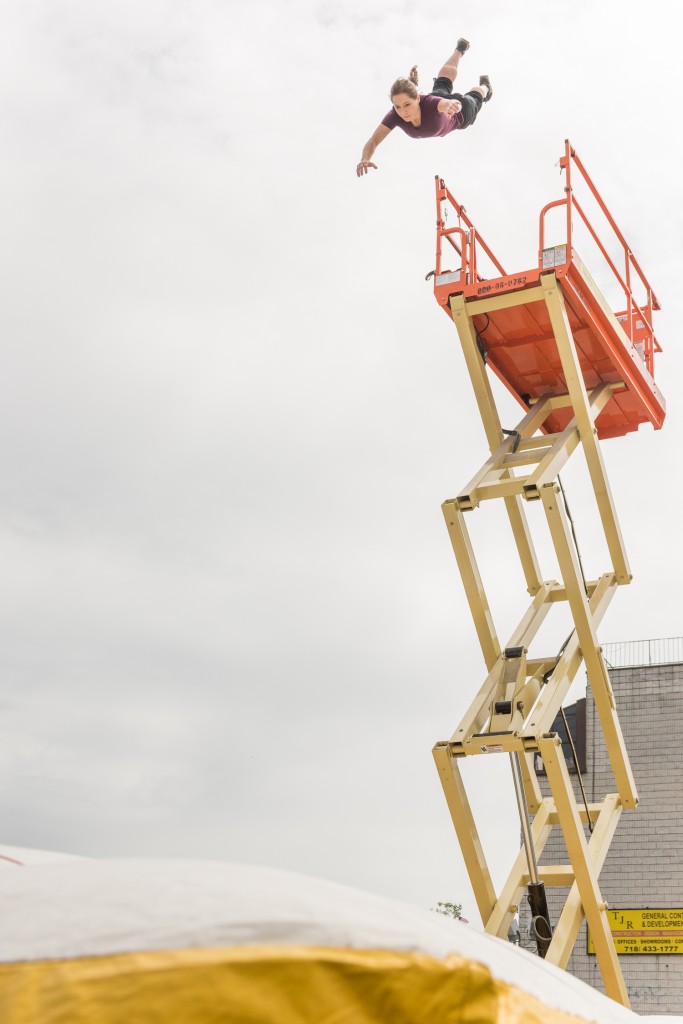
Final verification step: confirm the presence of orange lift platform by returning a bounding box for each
[432,139,665,440]
[430,141,665,1008]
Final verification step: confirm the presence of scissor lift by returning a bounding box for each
[431,141,664,1007]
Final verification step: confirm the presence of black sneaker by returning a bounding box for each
[479,74,493,102]
[456,37,470,54]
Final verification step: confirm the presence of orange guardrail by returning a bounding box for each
[539,140,661,376]
[434,177,506,284]
[434,141,662,378]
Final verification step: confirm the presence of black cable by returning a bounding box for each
[557,473,588,596]
[560,705,594,834]
[475,313,490,362]
[502,429,522,453]
[541,652,594,834]
[554,475,593,829]
[542,630,573,687]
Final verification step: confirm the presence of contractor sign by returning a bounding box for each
[588,909,683,955]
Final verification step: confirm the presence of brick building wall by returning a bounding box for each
[518,660,683,1014]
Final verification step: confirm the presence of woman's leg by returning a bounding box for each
[478,74,492,101]
[457,77,492,130]
[436,37,469,83]
[460,76,492,104]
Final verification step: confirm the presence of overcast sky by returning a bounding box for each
[0,0,680,924]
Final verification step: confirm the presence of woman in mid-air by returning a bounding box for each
[356,38,492,177]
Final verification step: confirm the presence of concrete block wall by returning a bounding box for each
[518,661,683,1014]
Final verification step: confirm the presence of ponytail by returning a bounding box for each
[389,66,419,101]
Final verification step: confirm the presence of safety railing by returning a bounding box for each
[434,146,662,381]
[539,140,662,376]
[602,637,683,670]
[434,176,506,284]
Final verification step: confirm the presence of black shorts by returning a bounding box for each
[430,76,482,129]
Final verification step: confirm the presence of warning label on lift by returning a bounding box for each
[541,244,567,269]
[588,909,683,955]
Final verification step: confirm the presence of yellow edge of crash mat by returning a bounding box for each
[0,944,597,1024]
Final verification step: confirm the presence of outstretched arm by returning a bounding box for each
[357,124,391,177]
[436,98,462,116]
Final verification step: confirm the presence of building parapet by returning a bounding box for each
[602,637,683,669]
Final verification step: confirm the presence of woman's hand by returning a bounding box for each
[438,98,462,116]
[356,125,391,177]
[356,159,378,177]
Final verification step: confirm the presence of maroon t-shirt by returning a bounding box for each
[381,93,465,138]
